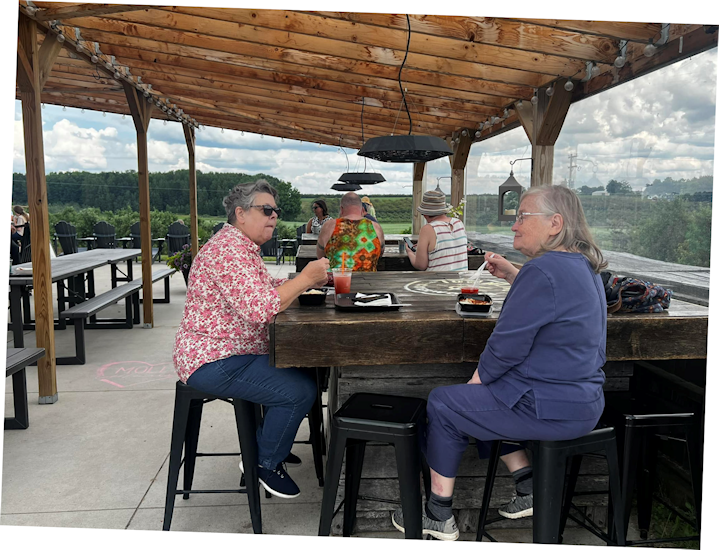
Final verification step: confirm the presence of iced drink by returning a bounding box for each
[333,268,352,294]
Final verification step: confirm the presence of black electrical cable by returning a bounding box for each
[398,14,412,135]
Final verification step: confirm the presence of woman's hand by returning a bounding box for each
[301,258,330,288]
[485,251,519,285]
[467,369,482,385]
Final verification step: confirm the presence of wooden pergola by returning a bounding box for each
[15,2,718,402]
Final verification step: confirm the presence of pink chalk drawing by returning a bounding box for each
[96,361,177,389]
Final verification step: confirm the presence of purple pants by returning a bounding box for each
[424,384,600,478]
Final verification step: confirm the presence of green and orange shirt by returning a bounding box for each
[324,218,382,272]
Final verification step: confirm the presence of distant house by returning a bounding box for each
[592,190,609,196]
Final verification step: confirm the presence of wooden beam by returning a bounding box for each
[35,3,154,21]
[122,80,154,327]
[412,163,426,235]
[514,100,534,143]
[183,124,199,258]
[536,78,573,146]
[37,30,63,88]
[17,13,57,403]
[451,131,473,211]
[510,19,660,42]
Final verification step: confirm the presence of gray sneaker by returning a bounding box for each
[498,493,534,519]
[391,507,459,541]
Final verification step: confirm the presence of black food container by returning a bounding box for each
[457,293,492,313]
[298,289,328,306]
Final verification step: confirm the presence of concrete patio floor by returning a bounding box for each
[3,260,639,545]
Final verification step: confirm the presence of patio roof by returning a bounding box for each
[19,2,718,148]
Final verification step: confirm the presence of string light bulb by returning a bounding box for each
[75,42,84,53]
[591,64,601,76]
[241,131,244,136]
[564,79,574,92]
[530,89,538,105]
[546,86,554,97]
[91,54,98,64]
[461,129,468,137]
[614,55,627,68]
[114,71,121,80]
[62,106,66,111]
[122,114,125,119]
[644,43,657,57]
[102,111,106,117]
[163,120,167,125]
[221,128,224,133]
[475,130,481,138]
[56,33,65,43]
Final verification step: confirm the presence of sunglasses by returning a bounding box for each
[250,204,282,217]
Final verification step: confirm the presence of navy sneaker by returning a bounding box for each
[239,458,300,499]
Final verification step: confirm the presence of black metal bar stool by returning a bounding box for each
[163,381,263,533]
[318,392,429,539]
[476,427,626,545]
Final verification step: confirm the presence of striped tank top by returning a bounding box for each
[427,218,468,271]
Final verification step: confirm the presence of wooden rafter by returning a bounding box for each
[34,3,153,21]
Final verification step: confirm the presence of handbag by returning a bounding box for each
[601,271,673,313]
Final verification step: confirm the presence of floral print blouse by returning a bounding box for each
[172,223,287,382]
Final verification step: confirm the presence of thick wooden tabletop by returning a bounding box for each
[270,271,708,368]
[9,248,141,285]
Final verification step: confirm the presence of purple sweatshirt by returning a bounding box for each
[477,251,607,421]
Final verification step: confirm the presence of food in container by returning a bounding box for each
[457,293,493,313]
[298,288,328,306]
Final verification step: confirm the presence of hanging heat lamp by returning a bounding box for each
[337,99,386,184]
[331,182,363,192]
[357,15,452,163]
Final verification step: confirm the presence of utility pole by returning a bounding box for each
[567,153,578,188]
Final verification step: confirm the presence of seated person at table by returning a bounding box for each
[317,192,385,271]
[361,201,378,223]
[407,187,468,272]
[361,196,376,218]
[392,185,608,540]
[173,180,330,499]
[306,199,332,235]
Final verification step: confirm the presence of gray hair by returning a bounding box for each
[223,179,278,224]
[521,185,607,273]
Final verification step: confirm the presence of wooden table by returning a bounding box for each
[271,271,708,535]
[301,233,418,246]
[295,245,487,271]
[8,249,141,348]
[5,347,45,429]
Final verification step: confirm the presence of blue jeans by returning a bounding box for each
[186,354,317,470]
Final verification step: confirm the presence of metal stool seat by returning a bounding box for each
[163,381,263,533]
[477,427,626,545]
[318,392,430,539]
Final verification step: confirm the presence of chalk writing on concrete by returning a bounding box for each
[96,361,176,388]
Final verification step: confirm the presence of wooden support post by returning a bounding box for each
[516,79,573,187]
[183,125,199,257]
[412,162,425,234]
[122,81,154,326]
[17,14,59,403]
[450,132,473,215]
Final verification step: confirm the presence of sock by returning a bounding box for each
[512,466,533,496]
[425,492,453,522]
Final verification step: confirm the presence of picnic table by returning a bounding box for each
[8,248,141,349]
[300,233,418,246]
[5,347,45,430]
[270,270,708,534]
[295,245,487,271]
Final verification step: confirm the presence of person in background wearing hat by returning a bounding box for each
[407,187,468,272]
[317,192,385,271]
[361,196,376,218]
[361,201,378,223]
[392,185,608,540]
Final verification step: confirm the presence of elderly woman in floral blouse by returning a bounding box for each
[173,180,329,499]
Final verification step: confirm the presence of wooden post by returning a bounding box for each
[451,132,473,215]
[17,15,60,403]
[516,79,573,187]
[122,81,154,326]
[412,162,425,234]
[183,125,199,257]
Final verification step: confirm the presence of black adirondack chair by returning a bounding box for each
[129,222,142,249]
[260,228,280,263]
[19,222,32,264]
[93,221,116,249]
[166,221,191,255]
[54,221,78,255]
[212,222,225,235]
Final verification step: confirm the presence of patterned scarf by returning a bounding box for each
[325,218,382,272]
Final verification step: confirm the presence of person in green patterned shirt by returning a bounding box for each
[316,192,385,271]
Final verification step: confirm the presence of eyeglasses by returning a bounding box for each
[515,212,549,225]
[250,204,282,217]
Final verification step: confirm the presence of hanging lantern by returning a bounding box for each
[498,170,525,222]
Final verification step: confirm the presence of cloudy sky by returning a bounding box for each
[6,2,719,198]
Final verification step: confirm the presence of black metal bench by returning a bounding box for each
[5,347,45,430]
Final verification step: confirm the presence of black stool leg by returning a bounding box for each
[559,455,582,542]
[319,429,348,536]
[606,435,627,546]
[637,433,658,539]
[395,435,423,539]
[621,425,642,540]
[234,399,262,534]
[477,440,502,541]
[686,423,703,532]
[308,393,325,487]
[343,439,366,536]
[533,445,567,544]
[182,400,203,500]
[163,387,191,531]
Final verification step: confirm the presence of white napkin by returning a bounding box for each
[353,292,393,307]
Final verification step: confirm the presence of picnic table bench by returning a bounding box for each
[5,347,45,430]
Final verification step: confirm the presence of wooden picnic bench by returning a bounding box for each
[5,347,45,430]
[57,268,176,365]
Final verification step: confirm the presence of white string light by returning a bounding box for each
[546,85,554,97]
[564,79,574,92]
[530,89,538,105]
